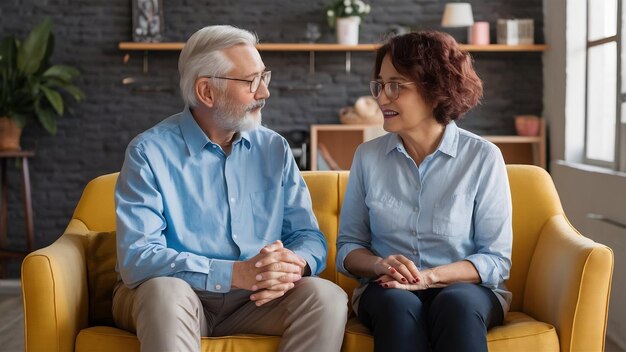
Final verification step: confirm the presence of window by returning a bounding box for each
[584,0,626,170]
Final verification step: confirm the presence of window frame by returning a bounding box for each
[584,0,623,170]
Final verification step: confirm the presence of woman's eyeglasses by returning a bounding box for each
[370,81,415,101]
[203,71,272,93]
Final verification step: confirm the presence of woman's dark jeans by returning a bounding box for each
[358,282,504,352]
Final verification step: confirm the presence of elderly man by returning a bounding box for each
[112,25,348,352]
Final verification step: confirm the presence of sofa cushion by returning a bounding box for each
[85,231,117,326]
[76,326,281,352]
[341,311,559,352]
[487,311,559,351]
[343,317,374,351]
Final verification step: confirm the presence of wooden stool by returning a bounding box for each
[0,150,35,276]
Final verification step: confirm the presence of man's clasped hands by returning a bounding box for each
[232,240,307,306]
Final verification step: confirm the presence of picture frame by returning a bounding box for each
[132,0,164,42]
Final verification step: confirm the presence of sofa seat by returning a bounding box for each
[342,311,558,352]
[76,326,281,352]
[487,312,559,351]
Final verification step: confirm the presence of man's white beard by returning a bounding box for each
[214,98,265,132]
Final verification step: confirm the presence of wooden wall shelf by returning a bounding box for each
[310,122,547,171]
[119,42,548,74]
[118,42,548,52]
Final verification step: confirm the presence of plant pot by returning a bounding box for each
[336,16,361,45]
[0,117,23,151]
[514,115,540,136]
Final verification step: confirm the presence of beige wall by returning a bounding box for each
[544,0,626,349]
[551,162,626,350]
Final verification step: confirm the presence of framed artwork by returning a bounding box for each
[132,0,164,42]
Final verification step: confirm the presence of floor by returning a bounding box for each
[0,279,23,352]
[608,336,626,352]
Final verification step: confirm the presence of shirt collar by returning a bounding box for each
[384,133,404,155]
[438,121,459,158]
[179,106,251,156]
[227,129,252,150]
[384,120,459,158]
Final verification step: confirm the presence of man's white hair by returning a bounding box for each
[178,25,258,107]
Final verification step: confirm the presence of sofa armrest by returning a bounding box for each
[523,214,613,352]
[22,227,90,352]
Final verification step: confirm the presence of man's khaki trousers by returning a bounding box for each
[112,276,348,352]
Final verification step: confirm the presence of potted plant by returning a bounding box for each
[0,18,85,151]
[326,0,371,45]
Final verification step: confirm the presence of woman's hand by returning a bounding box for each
[376,273,431,291]
[376,262,480,291]
[373,254,421,285]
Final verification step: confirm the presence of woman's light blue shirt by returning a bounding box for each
[336,122,513,312]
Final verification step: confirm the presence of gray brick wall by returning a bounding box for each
[0,0,543,277]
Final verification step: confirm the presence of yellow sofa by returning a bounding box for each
[22,165,613,352]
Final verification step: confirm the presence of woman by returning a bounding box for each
[336,31,512,352]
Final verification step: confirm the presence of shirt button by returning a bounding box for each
[230,197,236,203]
[233,234,238,239]
[412,230,417,235]
[212,145,217,148]
[216,284,222,290]
[413,250,417,255]
[170,263,175,268]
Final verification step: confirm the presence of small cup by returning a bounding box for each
[305,23,321,43]
[469,21,490,45]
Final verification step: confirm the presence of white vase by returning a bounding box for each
[336,16,361,45]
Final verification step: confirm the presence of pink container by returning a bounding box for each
[515,115,541,136]
[469,21,490,45]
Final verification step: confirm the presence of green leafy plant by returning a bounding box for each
[326,0,371,28]
[0,18,85,135]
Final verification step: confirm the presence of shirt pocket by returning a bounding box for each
[432,194,473,237]
[250,187,283,241]
[368,193,402,235]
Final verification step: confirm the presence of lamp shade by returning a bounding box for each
[441,3,474,27]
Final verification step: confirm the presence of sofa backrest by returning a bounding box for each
[72,166,564,315]
[300,172,360,300]
[504,165,564,310]
[72,172,118,232]
[298,171,343,283]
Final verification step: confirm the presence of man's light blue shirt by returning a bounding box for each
[115,107,327,293]
[336,122,513,312]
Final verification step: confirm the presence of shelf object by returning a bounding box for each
[310,124,386,170]
[118,42,548,74]
[441,3,475,28]
[309,122,546,171]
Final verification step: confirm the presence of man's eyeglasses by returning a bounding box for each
[370,81,416,101]
[204,71,272,93]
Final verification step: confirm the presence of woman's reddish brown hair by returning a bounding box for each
[374,31,483,124]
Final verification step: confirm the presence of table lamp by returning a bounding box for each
[441,3,474,28]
